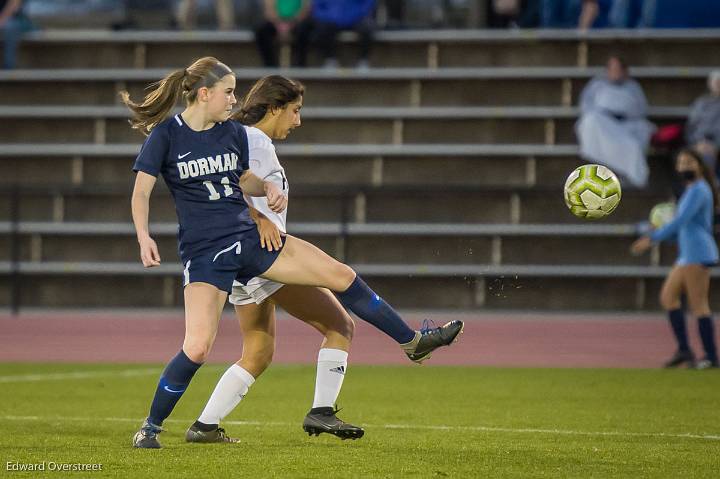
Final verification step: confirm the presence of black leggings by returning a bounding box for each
[254,20,313,67]
[294,17,373,63]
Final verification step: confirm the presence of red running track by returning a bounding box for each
[0,312,712,368]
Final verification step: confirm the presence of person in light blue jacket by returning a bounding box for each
[632,149,719,369]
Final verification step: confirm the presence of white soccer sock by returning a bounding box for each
[312,348,349,409]
[198,364,255,425]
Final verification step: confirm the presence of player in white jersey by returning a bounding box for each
[228,123,289,305]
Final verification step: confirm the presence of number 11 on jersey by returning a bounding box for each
[203,177,233,200]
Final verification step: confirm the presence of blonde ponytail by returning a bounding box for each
[120,57,234,136]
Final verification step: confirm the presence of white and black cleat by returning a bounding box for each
[302,407,364,440]
[402,319,464,364]
[185,422,239,444]
[132,420,163,449]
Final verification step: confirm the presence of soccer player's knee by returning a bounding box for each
[331,262,355,290]
[659,292,678,311]
[183,342,211,363]
[689,302,710,317]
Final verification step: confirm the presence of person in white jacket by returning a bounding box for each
[575,56,656,188]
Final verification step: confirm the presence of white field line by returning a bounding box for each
[0,368,161,382]
[1,415,718,442]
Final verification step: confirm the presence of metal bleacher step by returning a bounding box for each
[1,260,710,278]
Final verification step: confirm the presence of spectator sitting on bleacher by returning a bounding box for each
[487,0,522,28]
[255,0,312,67]
[541,0,611,29]
[575,56,656,188]
[0,0,33,69]
[297,0,375,69]
[176,0,234,31]
[685,70,720,181]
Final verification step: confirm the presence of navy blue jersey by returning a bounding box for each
[133,114,256,263]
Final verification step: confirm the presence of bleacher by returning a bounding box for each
[2,29,719,311]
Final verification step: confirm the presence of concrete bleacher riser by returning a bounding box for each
[19,43,261,69]
[6,233,331,263]
[0,77,707,107]
[0,115,684,145]
[15,276,178,308]
[17,32,720,69]
[0,151,677,191]
[7,274,718,310]
[7,232,670,267]
[0,189,666,224]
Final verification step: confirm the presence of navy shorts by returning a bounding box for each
[182,229,283,293]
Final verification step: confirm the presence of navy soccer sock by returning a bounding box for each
[337,275,416,344]
[147,349,202,426]
[698,316,718,362]
[668,308,690,352]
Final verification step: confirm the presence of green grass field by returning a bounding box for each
[1,363,719,478]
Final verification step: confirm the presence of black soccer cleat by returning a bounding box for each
[402,319,464,364]
[302,407,364,440]
[132,420,162,449]
[185,422,239,444]
[663,349,696,369]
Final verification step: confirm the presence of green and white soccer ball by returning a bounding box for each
[564,164,622,219]
[649,202,675,228]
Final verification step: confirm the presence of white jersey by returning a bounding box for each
[244,126,289,233]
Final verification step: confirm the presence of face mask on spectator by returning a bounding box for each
[678,170,698,182]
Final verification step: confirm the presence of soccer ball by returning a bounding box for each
[563,164,622,219]
[649,202,675,228]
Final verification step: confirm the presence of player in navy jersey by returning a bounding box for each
[125,59,463,449]
[632,149,719,369]
[124,57,288,448]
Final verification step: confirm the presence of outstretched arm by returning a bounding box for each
[651,185,704,243]
[632,186,704,255]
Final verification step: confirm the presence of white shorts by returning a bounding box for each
[229,277,284,306]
